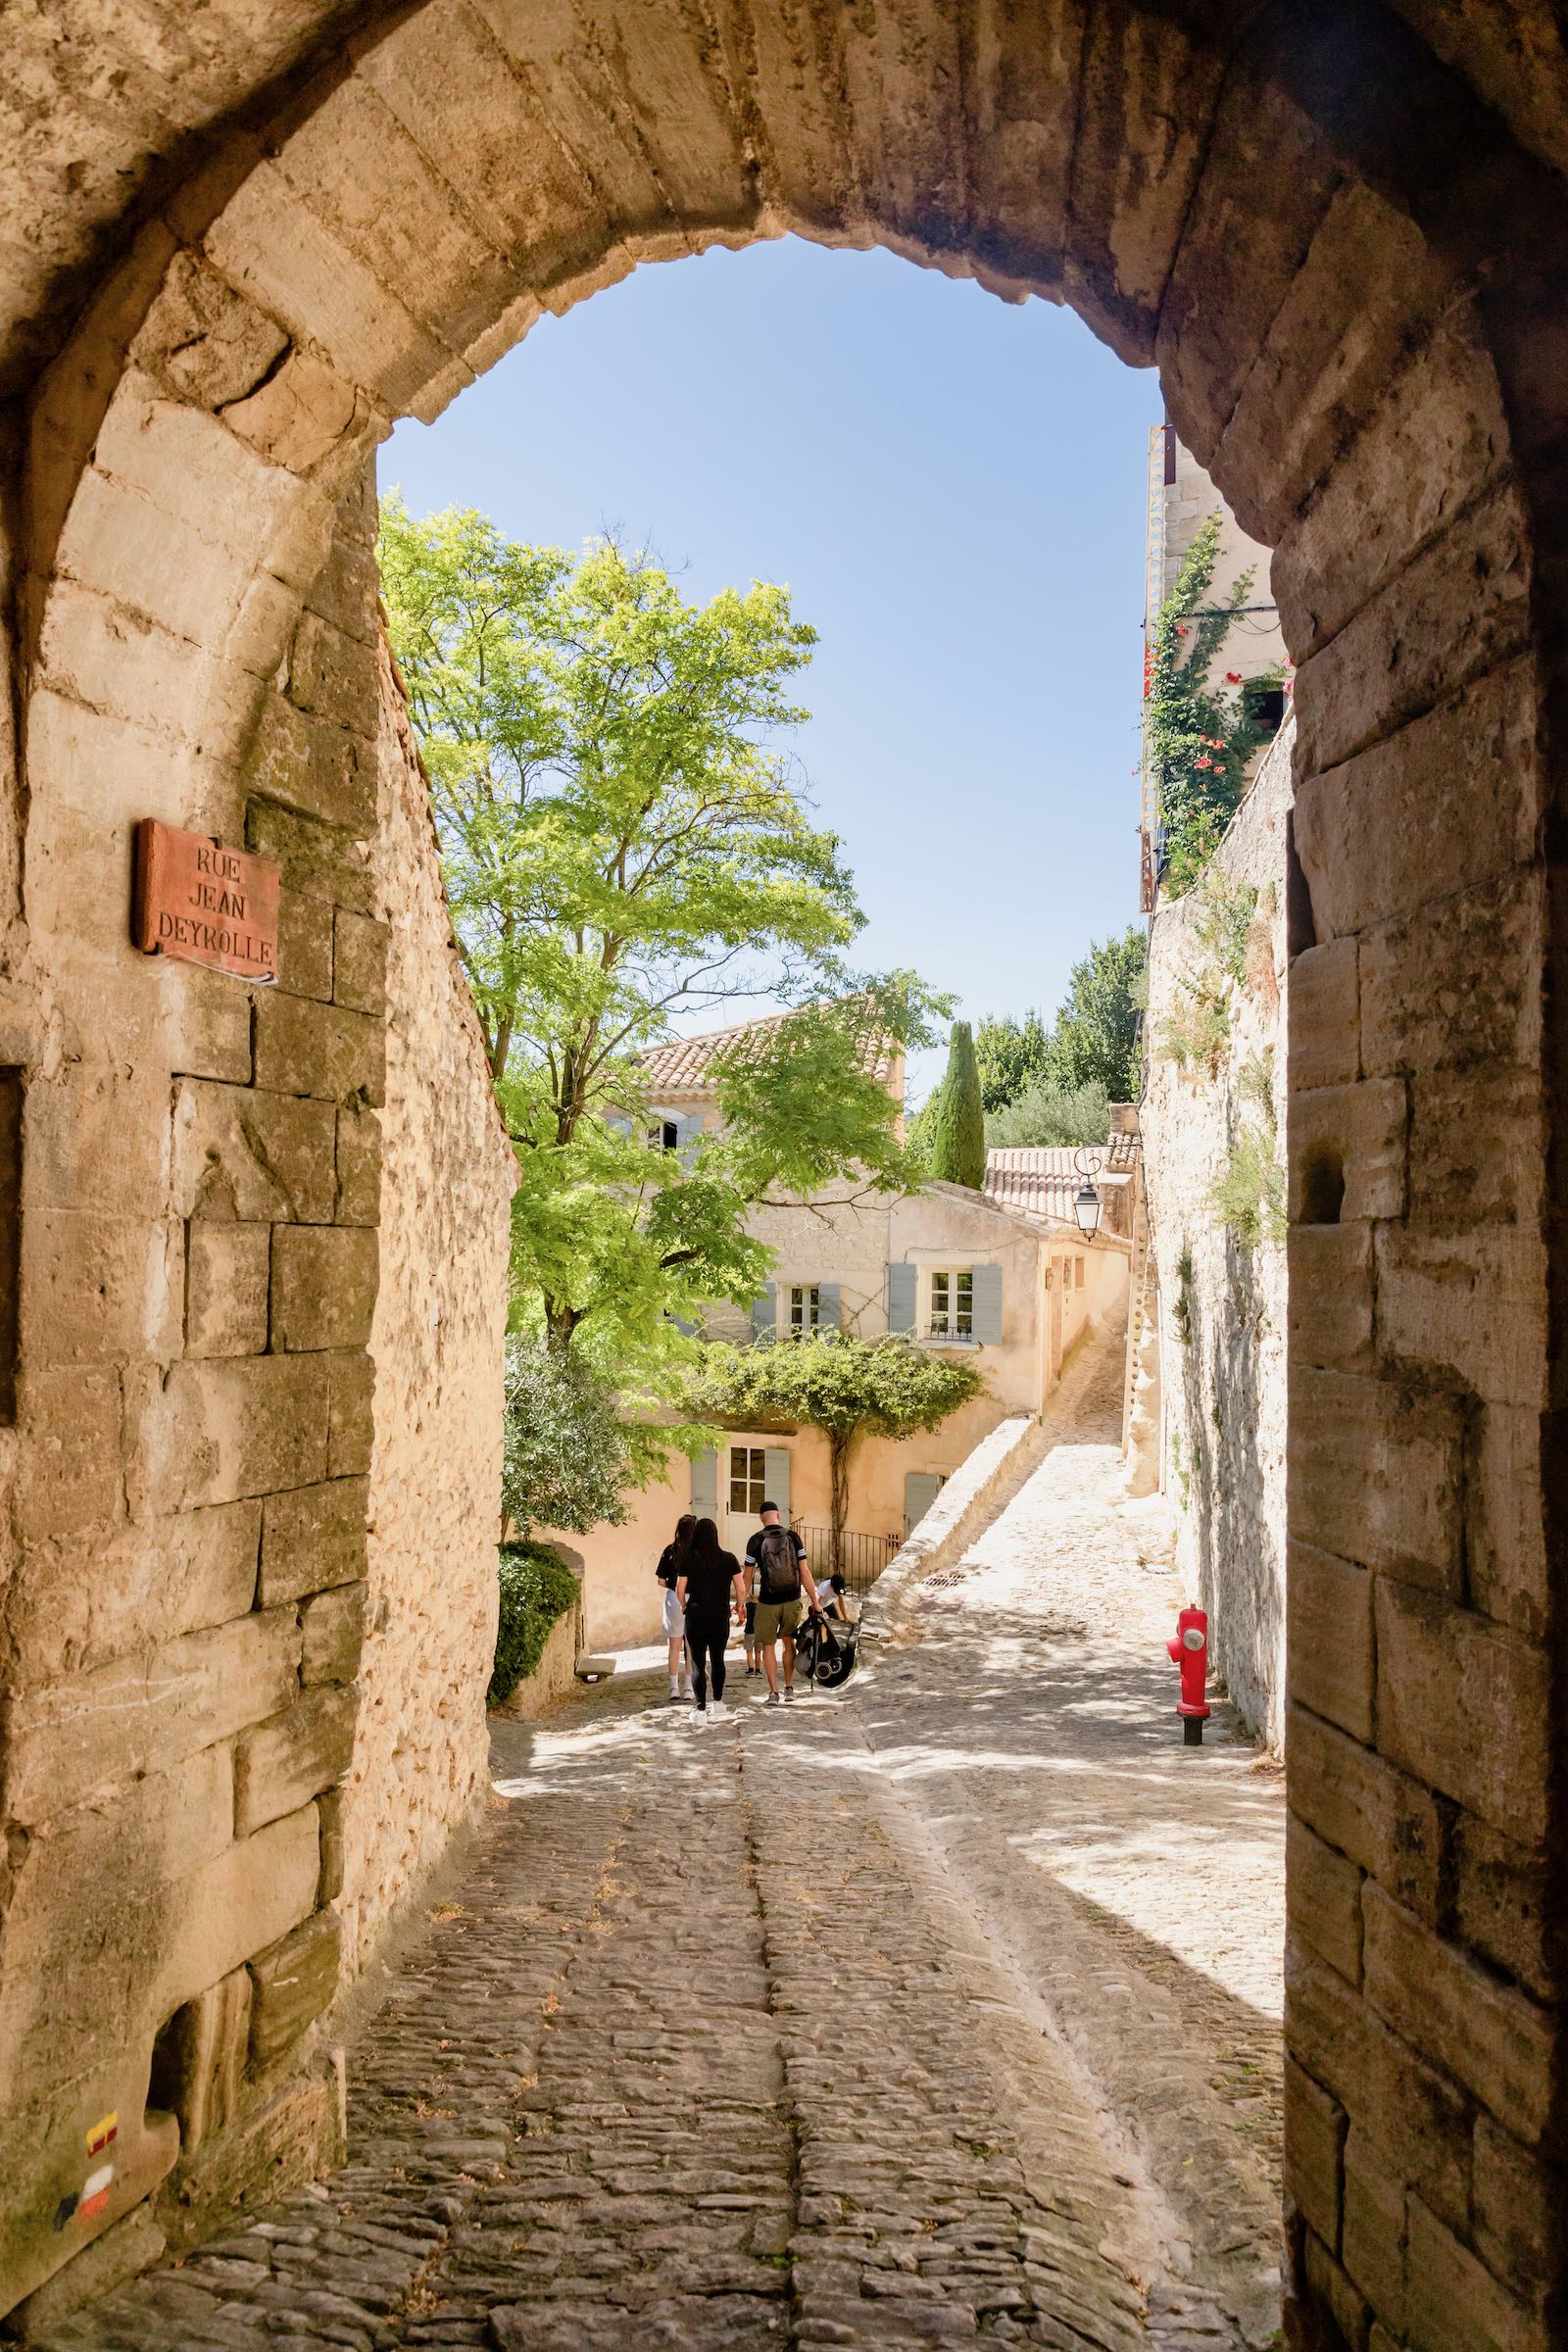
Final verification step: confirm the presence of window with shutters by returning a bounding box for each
[648,1117,680,1151]
[788,1283,821,1332]
[905,1470,948,1533]
[729,1445,767,1515]
[927,1268,973,1340]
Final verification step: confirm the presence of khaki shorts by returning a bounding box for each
[753,1597,803,1647]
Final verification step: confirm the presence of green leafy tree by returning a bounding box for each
[379,498,944,1364]
[1147,513,1277,893]
[1044,929,1147,1102]
[929,1020,986,1189]
[986,1078,1110,1150]
[501,1338,636,1533]
[973,1010,1050,1112]
[689,1334,985,1571]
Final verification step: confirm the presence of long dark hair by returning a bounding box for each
[689,1517,725,1573]
[669,1512,697,1570]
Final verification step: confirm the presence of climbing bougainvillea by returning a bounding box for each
[1145,514,1279,896]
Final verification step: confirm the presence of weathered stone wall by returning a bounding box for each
[336,622,514,1979]
[1141,722,1293,1748]
[0,453,513,2318]
[3,6,1568,2343]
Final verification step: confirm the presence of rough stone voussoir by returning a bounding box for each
[234,1688,359,1839]
[259,1476,370,1608]
[247,1907,343,2068]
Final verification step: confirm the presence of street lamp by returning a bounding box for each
[1072,1148,1103,1240]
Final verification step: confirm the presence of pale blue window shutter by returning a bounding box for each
[673,1113,700,1169]
[763,1447,792,1522]
[818,1281,841,1331]
[971,1264,1004,1344]
[751,1283,776,1339]
[690,1448,718,1517]
[905,1470,944,1532]
[887,1262,917,1334]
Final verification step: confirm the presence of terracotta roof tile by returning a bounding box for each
[984,1148,1130,1224]
[638,1006,896,1094]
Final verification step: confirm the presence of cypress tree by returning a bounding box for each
[930,1020,986,1189]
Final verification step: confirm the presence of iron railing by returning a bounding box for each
[797,1524,903,1596]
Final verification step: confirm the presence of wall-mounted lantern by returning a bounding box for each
[1072,1148,1104,1240]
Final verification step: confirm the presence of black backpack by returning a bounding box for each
[755,1525,801,1602]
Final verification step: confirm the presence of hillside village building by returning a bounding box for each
[1130,447,1296,1747]
[553,1017,1132,1646]
[1139,428,1288,911]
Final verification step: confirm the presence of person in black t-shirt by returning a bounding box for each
[745,1501,819,1705]
[656,1514,695,1703]
[675,1518,748,1724]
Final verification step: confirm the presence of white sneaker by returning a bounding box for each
[691,1704,709,1729]
[709,1699,728,1724]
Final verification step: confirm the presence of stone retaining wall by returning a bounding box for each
[1141,722,1293,1748]
[0,472,514,2318]
[496,1603,583,1724]
[338,618,515,1977]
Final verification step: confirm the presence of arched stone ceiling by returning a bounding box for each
[4,1,1568,402]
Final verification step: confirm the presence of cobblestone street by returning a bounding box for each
[44,1334,1284,2352]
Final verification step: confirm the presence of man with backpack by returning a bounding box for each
[746,1499,820,1705]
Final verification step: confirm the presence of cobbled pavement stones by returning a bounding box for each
[39,1332,1282,2352]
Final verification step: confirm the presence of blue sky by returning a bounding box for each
[381,237,1161,1103]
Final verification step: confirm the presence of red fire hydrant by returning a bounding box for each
[1167,1605,1210,1745]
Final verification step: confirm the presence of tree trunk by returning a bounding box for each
[828,1430,854,1578]
[543,1296,580,1355]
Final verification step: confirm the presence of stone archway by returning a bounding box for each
[1,4,1564,2342]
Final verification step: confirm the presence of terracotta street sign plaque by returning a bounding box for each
[132,819,280,983]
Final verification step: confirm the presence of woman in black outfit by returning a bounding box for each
[656,1513,697,1704]
[676,1517,748,1725]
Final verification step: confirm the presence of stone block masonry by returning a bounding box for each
[4,6,1568,2344]
[1140,720,1293,1748]
[335,627,515,1982]
[0,465,514,2318]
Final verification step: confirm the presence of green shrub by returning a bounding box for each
[1237,1049,1275,1123]
[489,1541,580,1707]
[1210,1126,1287,1248]
[1173,1244,1195,1345]
[502,1338,634,1536]
[1193,871,1258,987]
[985,1076,1110,1149]
[1157,978,1229,1077]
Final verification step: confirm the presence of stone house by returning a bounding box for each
[1139,428,1289,911]
[556,1020,1131,1647]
